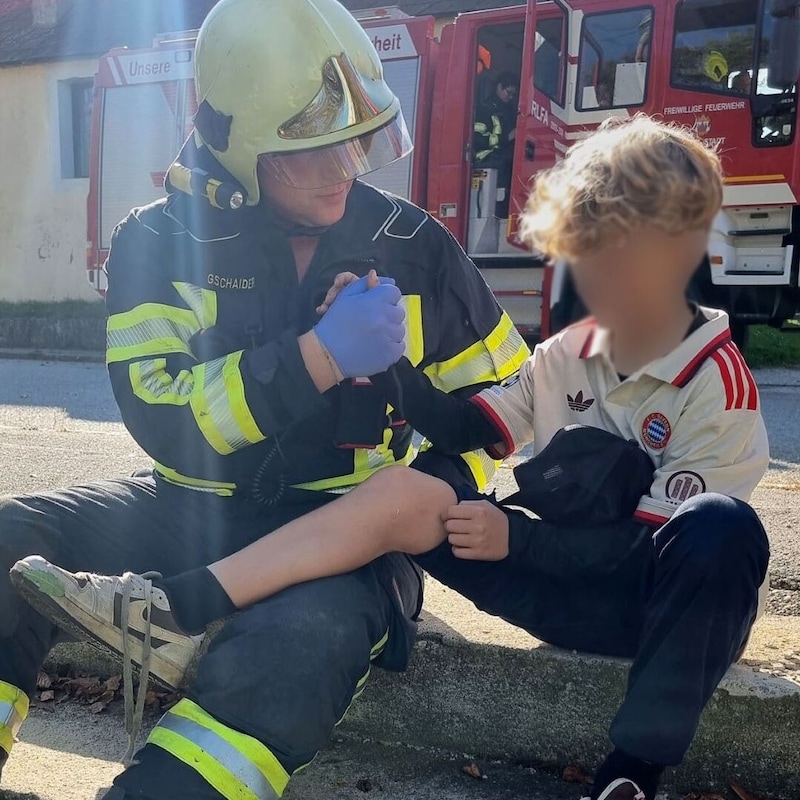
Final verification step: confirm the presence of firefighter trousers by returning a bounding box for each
[0,474,422,799]
[416,490,770,767]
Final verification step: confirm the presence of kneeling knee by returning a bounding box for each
[666,493,769,573]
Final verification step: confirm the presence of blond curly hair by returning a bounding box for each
[520,114,723,261]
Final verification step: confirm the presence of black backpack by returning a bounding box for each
[505,425,655,526]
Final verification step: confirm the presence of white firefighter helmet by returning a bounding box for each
[193,0,412,204]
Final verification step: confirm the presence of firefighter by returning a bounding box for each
[0,0,527,797]
[472,70,519,218]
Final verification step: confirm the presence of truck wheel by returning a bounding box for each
[730,319,749,353]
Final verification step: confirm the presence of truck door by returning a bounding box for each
[428,7,527,255]
[519,0,662,336]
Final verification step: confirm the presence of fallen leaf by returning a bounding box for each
[462,762,483,780]
[36,671,52,690]
[683,793,726,800]
[730,781,762,800]
[562,765,593,785]
[39,690,55,702]
[160,692,182,711]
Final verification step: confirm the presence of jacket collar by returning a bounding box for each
[579,307,731,386]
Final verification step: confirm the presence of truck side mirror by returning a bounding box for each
[767,0,800,90]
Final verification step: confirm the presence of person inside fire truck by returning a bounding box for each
[473,70,519,218]
[0,0,528,798]
[12,116,770,800]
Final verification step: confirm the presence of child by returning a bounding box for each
[12,116,769,800]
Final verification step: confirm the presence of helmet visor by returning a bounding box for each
[257,113,412,190]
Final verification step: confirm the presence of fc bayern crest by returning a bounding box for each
[642,412,671,450]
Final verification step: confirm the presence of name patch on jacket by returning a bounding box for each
[207,274,256,290]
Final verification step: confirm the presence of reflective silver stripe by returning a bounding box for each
[0,701,23,735]
[157,713,280,800]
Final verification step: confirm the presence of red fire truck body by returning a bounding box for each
[87,0,800,341]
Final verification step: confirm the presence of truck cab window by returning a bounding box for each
[534,14,566,105]
[751,0,798,147]
[671,0,756,95]
[576,8,653,111]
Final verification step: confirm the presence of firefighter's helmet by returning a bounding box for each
[192,0,412,204]
[703,50,729,83]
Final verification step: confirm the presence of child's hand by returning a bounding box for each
[444,500,509,561]
[317,269,383,315]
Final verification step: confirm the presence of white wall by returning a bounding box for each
[0,57,100,301]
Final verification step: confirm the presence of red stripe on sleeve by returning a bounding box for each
[672,330,731,387]
[711,350,735,410]
[724,343,746,409]
[470,394,515,457]
[728,343,759,411]
[634,509,671,527]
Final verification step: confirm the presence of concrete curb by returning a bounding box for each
[45,586,800,798]
[0,348,105,363]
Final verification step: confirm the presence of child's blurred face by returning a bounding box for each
[568,227,709,329]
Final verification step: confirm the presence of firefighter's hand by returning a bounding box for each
[314,273,405,378]
[444,500,509,561]
[316,269,394,315]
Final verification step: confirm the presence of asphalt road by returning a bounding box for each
[0,358,797,612]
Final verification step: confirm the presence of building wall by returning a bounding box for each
[0,57,100,301]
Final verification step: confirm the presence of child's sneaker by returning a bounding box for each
[10,555,202,691]
[582,778,647,800]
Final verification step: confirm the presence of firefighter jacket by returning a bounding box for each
[473,95,516,165]
[103,176,529,500]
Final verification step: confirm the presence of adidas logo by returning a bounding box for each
[567,390,595,412]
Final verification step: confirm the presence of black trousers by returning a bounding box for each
[0,475,422,798]
[415,490,769,766]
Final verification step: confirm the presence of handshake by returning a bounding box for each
[314,269,406,380]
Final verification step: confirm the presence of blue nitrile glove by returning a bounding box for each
[315,276,406,378]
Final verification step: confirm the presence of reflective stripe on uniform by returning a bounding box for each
[107,303,199,365]
[130,358,194,405]
[401,294,424,367]
[460,449,500,492]
[172,282,218,329]
[0,681,29,754]
[474,114,503,162]
[335,629,390,727]
[154,463,237,496]
[425,313,528,392]
[190,352,266,455]
[148,699,289,800]
[293,441,414,493]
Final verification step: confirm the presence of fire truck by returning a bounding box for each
[86,0,800,344]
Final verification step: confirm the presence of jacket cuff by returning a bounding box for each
[246,331,329,425]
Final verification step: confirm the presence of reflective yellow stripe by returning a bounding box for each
[148,700,289,800]
[459,449,500,492]
[107,303,199,365]
[190,352,266,455]
[292,445,413,493]
[485,313,529,380]
[0,681,29,754]
[173,282,218,329]
[335,629,389,727]
[154,463,236,496]
[401,295,424,367]
[130,359,195,405]
[425,314,528,392]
